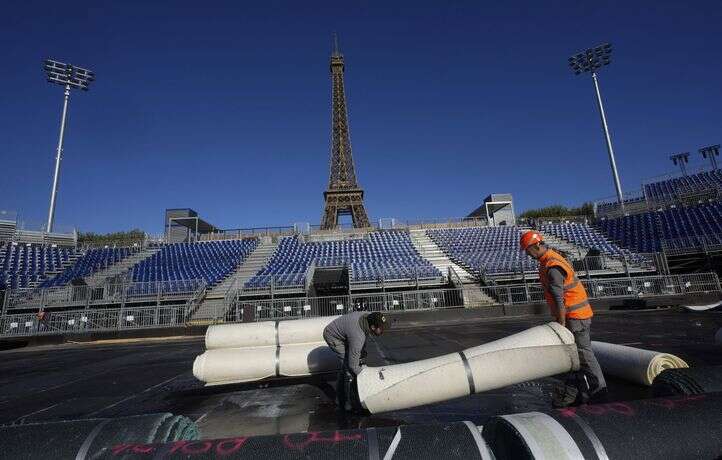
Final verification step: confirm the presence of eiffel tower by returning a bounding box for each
[320,36,371,230]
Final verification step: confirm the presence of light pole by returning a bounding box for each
[568,43,625,213]
[669,152,690,175]
[43,59,95,233]
[699,144,720,170]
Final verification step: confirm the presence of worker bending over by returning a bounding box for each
[323,311,386,411]
[520,230,608,406]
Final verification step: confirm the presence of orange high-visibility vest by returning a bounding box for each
[538,248,593,320]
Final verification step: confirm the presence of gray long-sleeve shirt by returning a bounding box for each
[323,311,369,375]
[548,266,567,312]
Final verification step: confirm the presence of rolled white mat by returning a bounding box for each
[357,322,579,414]
[205,316,340,349]
[193,342,340,385]
[682,302,721,312]
[591,341,688,386]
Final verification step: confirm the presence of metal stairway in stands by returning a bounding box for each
[409,229,496,306]
[190,239,278,322]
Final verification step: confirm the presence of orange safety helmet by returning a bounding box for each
[520,230,544,250]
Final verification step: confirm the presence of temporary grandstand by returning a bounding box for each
[2,197,719,335]
[593,165,722,266]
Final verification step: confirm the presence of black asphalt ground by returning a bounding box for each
[1,309,721,441]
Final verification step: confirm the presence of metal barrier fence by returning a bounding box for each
[1,273,719,338]
[226,272,721,323]
[0,305,187,338]
[3,279,207,312]
[661,234,722,256]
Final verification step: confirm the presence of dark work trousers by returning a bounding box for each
[566,318,607,393]
[323,331,364,411]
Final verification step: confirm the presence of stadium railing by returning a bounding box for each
[661,233,722,256]
[212,272,722,321]
[2,279,207,313]
[1,272,718,337]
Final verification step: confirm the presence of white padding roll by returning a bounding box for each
[591,341,688,386]
[357,322,579,414]
[279,343,340,377]
[205,316,340,349]
[194,346,276,385]
[279,316,340,345]
[193,342,340,385]
[205,321,277,349]
[682,302,721,312]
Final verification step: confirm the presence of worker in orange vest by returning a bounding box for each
[520,230,607,406]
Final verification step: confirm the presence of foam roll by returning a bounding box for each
[0,414,198,459]
[483,393,722,460]
[652,365,722,396]
[205,316,340,349]
[357,322,579,414]
[591,341,688,386]
[193,342,340,385]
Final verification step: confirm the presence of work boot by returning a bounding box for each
[552,384,579,408]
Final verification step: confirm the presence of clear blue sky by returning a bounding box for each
[2,1,721,234]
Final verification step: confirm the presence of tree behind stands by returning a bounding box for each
[77,229,145,247]
[519,202,594,219]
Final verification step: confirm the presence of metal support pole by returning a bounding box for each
[1,289,8,316]
[591,72,625,214]
[47,85,71,233]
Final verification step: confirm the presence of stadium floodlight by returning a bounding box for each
[699,144,720,170]
[43,59,95,233]
[669,152,690,175]
[568,43,625,213]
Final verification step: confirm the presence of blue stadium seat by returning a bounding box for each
[129,239,259,291]
[644,170,722,203]
[427,226,536,275]
[0,242,76,289]
[595,201,722,252]
[538,222,642,261]
[40,247,133,287]
[245,230,441,288]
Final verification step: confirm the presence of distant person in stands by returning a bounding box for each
[323,311,386,411]
[520,230,608,407]
[36,310,49,332]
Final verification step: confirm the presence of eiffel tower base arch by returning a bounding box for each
[321,189,370,230]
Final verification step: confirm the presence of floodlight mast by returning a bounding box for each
[699,145,720,170]
[568,43,625,214]
[43,59,95,233]
[670,153,690,175]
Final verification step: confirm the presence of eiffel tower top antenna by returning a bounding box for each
[332,32,340,56]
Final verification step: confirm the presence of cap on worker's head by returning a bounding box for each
[520,230,543,250]
[367,312,387,332]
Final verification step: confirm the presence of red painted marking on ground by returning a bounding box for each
[109,436,249,457]
[558,402,635,417]
[557,394,707,419]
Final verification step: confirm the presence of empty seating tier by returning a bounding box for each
[130,239,258,287]
[596,201,722,253]
[0,242,76,290]
[644,170,722,203]
[40,247,134,288]
[245,230,441,288]
[427,226,536,275]
[539,222,641,260]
